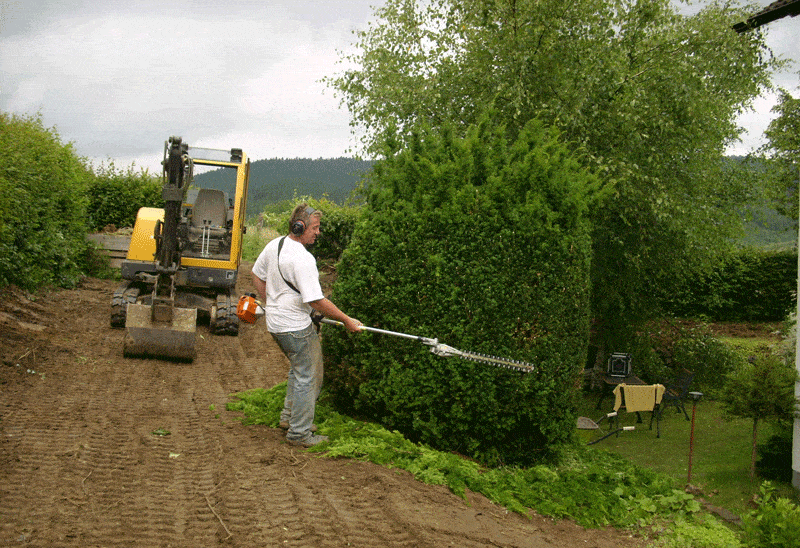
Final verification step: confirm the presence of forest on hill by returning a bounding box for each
[194,157,373,217]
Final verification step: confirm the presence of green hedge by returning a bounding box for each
[661,249,796,322]
[256,196,363,262]
[86,163,162,231]
[322,116,602,466]
[307,197,362,261]
[0,112,92,289]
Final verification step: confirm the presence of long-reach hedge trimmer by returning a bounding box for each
[319,318,536,374]
[237,295,535,373]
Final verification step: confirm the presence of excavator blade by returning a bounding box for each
[123,303,197,361]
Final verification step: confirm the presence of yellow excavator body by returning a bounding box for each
[126,208,162,262]
[112,138,250,361]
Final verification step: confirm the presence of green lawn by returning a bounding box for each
[576,392,798,516]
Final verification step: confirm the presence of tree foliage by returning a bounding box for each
[0,112,92,289]
[762,90,800,219]
[326,0,781,346]
[323,115,602,466]
[256,195,363,261]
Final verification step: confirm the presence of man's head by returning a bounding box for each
[288,203,322,245]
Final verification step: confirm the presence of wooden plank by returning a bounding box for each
[87,233,132,268]
[87,233,132,252]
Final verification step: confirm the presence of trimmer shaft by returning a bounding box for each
[320,319,536,373]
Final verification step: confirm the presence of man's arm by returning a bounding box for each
[251,271,267,302]
[309,297,362,333]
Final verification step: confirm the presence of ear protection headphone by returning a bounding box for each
[290,205,317,235]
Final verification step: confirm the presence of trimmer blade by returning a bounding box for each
[457,351,536,373]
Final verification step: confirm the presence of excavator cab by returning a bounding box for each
[111,137,250,360]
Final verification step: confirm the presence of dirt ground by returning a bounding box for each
[0,264,648,547]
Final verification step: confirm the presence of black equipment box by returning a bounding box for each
[607,353,632,377]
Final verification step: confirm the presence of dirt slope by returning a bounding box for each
[0,267,646,547]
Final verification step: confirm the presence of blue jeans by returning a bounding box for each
[270,324,323,441]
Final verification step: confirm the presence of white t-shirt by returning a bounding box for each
[251,236,324,333]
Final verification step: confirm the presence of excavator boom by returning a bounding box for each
[123,137,197,360]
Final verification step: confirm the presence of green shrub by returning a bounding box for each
[619,332,671,385]
[640,321,746,396]
[671,332,745,397]
[323,115,603,466]
[756,423,793,483]
[241,225,278,262]
[81,240,118,279]
[741,482,800,548]
[0,112,92,289]
[86,162,162,230]
[308,197,361,261]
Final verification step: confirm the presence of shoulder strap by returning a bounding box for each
[277,236,301,294]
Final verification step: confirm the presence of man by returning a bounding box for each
[251,203,361,447]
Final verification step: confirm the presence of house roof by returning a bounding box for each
[733,0,800,32]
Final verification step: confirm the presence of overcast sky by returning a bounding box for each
[1,0,798,173]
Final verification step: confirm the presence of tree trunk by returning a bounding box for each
[750,417,759,479]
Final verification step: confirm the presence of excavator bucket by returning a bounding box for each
[123,303,197,361]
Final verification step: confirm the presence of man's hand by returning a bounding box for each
[309,298,362,333]
[343,317,363,333]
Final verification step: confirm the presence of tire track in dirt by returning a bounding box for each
[74,351,215,545]
[0,328,223,545]
[189,322,286,544]
[0,388,92,546]
[318,483,420,547]
[0,316,109,547]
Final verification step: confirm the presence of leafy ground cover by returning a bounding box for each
[227,384,735,544]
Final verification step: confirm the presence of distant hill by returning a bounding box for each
[741,205,797,250]
[194,157,373,217]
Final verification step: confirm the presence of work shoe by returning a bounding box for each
[286,434,329,447]
[279,421,317,432]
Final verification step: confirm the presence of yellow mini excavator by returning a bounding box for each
[111,136,250,360]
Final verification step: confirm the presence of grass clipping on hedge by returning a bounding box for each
[227,384,703,529]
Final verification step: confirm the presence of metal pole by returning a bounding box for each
[320,318,433,343]
[687,392,703,485]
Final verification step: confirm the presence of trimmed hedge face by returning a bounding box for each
[322,118,599,466]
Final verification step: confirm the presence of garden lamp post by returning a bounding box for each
[687,391,703,485]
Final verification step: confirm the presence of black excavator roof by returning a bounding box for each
[733,0,800,32]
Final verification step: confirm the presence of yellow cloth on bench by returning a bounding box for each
[613,384,665,413]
